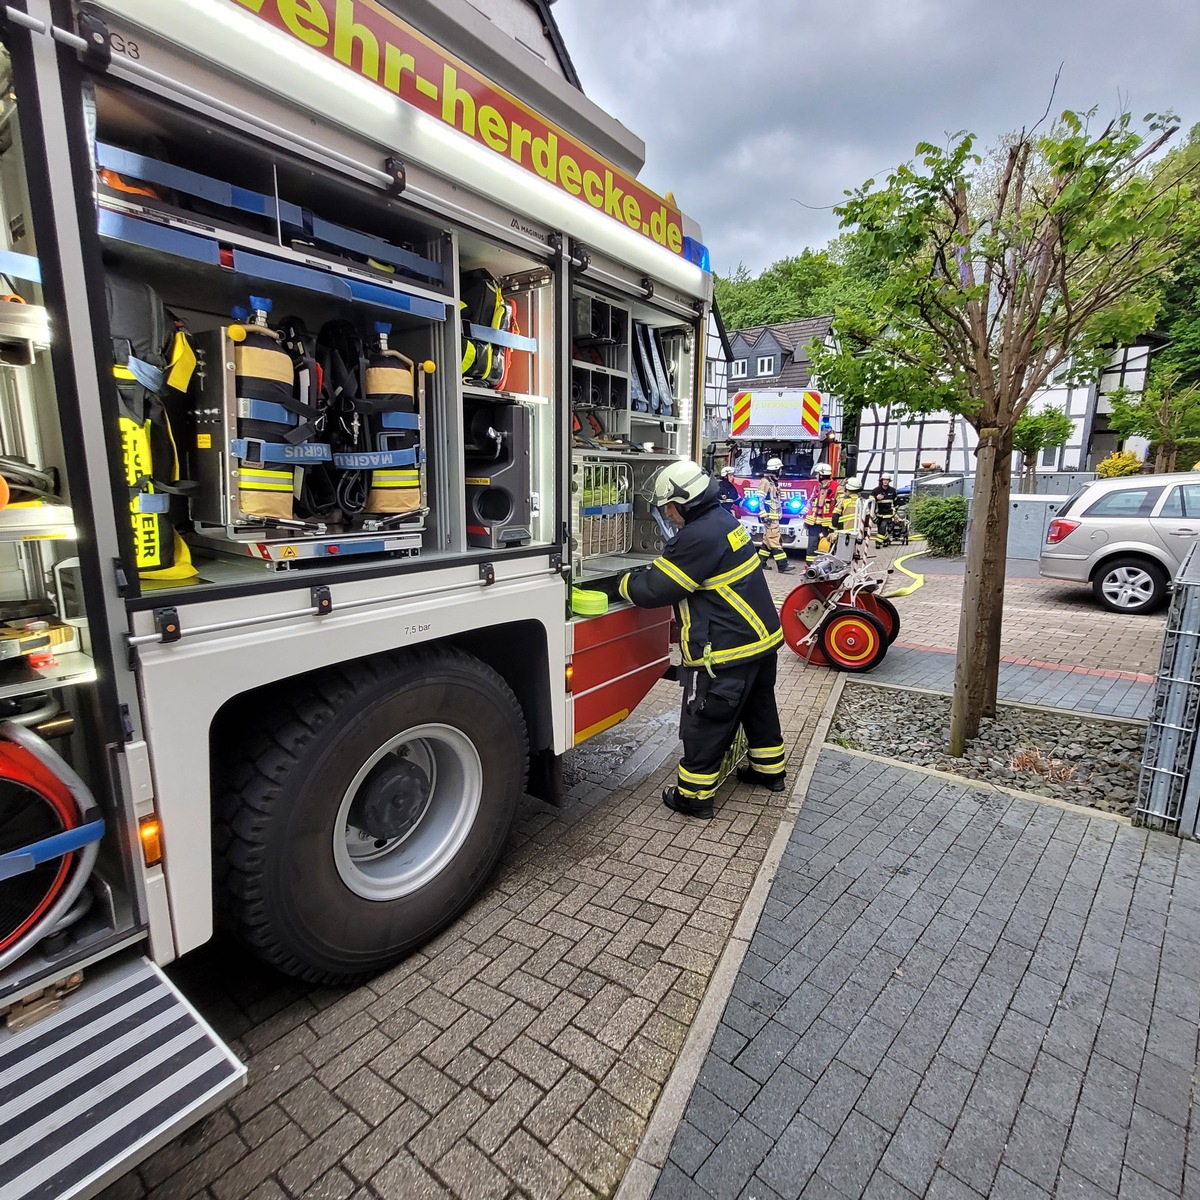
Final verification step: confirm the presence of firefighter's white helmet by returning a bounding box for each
[720,465,735,477]
[650,460,708,509]
[845,475,863,493]
[765,457,783,473]
[814,462,833,478]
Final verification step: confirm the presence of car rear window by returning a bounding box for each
[1083,485,1165,518]
[1055,487,1089,517]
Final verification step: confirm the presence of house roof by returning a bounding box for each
[534,0,582,89]
[727,316,834,392]
[732,316,834,356]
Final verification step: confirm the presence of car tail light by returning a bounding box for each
[1046,518,1080,545]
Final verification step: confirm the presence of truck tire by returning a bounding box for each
[215,647,526,984]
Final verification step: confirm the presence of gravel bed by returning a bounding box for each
[829,684,1144,816]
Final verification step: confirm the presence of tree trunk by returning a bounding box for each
[1155,443,1169,473]
[948,428,1013,755]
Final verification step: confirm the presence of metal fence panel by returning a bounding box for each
[1137,541,1200,833]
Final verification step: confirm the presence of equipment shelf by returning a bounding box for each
[0,651,96,701]
[0,504,76,542]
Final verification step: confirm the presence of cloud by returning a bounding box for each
[552,0,1200,274]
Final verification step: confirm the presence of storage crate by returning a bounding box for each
[573,461,633,560]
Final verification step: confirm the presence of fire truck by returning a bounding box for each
[0,1,711,1194]
[725,388,840,549]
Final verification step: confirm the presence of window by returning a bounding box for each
[1084,486,1164,518]
[756,355,775,376]
[1157,484,1200,518]
[731,359,747,379]
[1041,446,1058,467]
[705,361,716,385]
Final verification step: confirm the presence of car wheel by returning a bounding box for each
[1092,557,1168,614]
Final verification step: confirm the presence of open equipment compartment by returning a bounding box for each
[456,230,558,554]
[568,276,700,585]
[0,47,142,1004]
[89,78,461,592]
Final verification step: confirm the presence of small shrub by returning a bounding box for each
[910,495,968,556]
[1096,449,1143,478]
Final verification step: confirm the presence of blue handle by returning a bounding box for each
[374,321,392,336]
[231,305,249,321]
[249,295,273,314]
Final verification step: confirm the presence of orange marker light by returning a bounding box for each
[139,816,163,867]
[565,663,574,692]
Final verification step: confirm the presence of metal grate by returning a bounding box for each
[572,461,633,560]
[1137,541,1200,833]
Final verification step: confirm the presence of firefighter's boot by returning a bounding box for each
[662,786,714,820]
[737,765,787,793]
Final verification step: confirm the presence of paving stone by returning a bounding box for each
[937,1104,1008,1196]
[756,1113,833,1197]
[853,1056,922,1132]
[1062,1102,1128,1195]
[878,1105,952,1196]
[1123,1105,1186,1195]
[814,1110,890,1196]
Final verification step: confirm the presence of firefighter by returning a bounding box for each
[872,474,898,546]
[717,464,741,514]
[619,461,787,819]
[804,462,836,562]
[832,475,865,559]
[757,457,794,573]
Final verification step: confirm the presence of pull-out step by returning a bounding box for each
[0,956,244,1200]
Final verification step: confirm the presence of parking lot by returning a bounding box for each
[106,552,1169,1199]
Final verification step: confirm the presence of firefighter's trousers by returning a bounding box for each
[758,519,787,566]
[875,516,893,545]
[674,654,785,805]
[806,522,829,561]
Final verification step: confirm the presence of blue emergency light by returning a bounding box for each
[744,494,762,513]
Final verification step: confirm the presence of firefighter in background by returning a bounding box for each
[619,461,787,819]
[804,462,836,562]
[872,474,898,546]
[717,465,741,514]
[832,475,866,559]
[757,457,794,573]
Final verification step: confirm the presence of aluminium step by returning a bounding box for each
[0,955,245,1200]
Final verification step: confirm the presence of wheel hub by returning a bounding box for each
[348,757,431,842]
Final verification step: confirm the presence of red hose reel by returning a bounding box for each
[0,722,103,969]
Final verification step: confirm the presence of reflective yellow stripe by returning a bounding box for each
[677,779,717,800]
[113,365,137,381]
[652,556,698,593]
[618,572,633,602]
[702,556,760,589]
[240,467,293,493]
[371,470,420,487]
[752,762,786,775]
[717,584,770,642]
[749,745,785,759]
[679,597,692,656]
[685,628,784,666]
[678,766,720,785]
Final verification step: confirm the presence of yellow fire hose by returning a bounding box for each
[882,549,926,598]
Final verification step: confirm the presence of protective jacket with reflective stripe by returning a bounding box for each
[619,488,782,669]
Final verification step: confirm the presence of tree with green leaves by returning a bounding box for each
[811,108,1192,756]
[1012,406,1074,491]
[1108,369,1200,472]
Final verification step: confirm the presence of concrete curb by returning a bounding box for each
[841,675,1150,726]
[615,673,848,1200]
[825,742,1133,825]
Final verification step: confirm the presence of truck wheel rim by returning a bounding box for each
[825,615,880,666]
[333,723,482,901]
[1102,567,1155,609]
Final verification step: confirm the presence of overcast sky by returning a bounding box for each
[552,0,1200,276]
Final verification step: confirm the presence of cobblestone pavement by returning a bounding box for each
[654,749,1200,1200]
[864,645,1153,719]
[105,658,838,1200]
